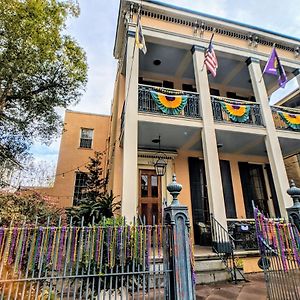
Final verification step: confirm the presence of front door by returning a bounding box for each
[138,169,162,225]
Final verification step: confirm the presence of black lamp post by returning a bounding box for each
[152,136,167,176]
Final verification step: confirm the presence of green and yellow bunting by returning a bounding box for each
[150,90,188,115]
[220,101,250,123]
[278,111,300,130]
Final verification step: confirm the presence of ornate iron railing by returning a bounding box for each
[138,84,201,118]
[211,96,264,126]
[254,206,300,300]
[210,215,246,283]
[271,105,300,132]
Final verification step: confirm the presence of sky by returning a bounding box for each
[32,0,300,165]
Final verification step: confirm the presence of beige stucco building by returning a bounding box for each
[39,110,110,207]
[48,1,300,252]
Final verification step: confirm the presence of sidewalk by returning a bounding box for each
[195,273,267,300]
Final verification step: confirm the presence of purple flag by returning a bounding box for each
[263,48,287,88]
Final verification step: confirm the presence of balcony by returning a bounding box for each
[271,106,300,132]
[211,96,263,126]
[138,84,201,119]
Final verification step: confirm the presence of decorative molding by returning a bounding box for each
[127,3,299,55]
[138,150,177,160]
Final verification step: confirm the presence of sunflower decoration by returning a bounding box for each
[150,89,188,115]
[278,111,300,130]
[220,101,251,123]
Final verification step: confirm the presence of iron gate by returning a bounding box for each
[0,219,173,299]
[254,207,300,300]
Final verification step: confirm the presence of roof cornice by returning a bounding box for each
[114,0,300,59]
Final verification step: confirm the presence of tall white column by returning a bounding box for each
[247,57,293,217]
[121,31,139,221]
[192,46,228,229]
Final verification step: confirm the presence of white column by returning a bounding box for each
[247,57,293,217]
[192,46,228,229]
[121,31,139,221]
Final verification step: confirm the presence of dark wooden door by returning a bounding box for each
[138,169,162,225]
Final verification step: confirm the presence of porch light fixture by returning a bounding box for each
[152,136,167,176]
[153,59,161,66]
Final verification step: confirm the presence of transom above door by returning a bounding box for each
[138,169,162,225]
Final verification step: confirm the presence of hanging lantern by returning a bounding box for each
[152,136,167,176]
[154,157,167,176]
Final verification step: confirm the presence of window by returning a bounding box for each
[73,172,88,205]
[80,128,93,148]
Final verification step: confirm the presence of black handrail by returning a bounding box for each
[210,214,246,283]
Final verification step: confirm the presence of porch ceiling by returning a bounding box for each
[138,121,201,151]
[278,137,300,157]
[215,129,267,156]
[138,121,269,156]
[139,42,295,95]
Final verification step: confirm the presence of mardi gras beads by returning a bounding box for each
[57,226,66,271]
[288,223,300,267]
[47,227,56,265]
[8,227,18,265]
[18,227,28,272]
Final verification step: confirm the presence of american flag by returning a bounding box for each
[204,34,218,77]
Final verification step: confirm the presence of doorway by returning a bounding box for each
[138,169,162,225]
[239,162,270,218]
[188,158,210,246]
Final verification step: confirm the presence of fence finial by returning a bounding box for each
[167,174,182,206]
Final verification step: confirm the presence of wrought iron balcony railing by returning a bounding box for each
[138,84,201,118]
[271,105,300,132]
[211,96,263,126]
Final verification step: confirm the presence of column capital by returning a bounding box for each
[293,69,300,76]
[127,30,135,38]
[246,57,260,66]
[191,45,206,54]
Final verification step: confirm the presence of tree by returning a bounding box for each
[17,158,56,187]
[66,151,120,225]
[0,0,88,163]
[0,191,65,226]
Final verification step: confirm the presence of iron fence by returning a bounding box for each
[138,84,201,118]
[254,207,300,300]
[0,218,173,299]
[271,105,300,132]
[211,96,263,126]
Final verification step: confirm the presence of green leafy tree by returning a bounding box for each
[0,0,88,163]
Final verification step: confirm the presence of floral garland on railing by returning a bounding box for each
[277,110,300,130]
[150,89,188,115]
[220,100,251,123]
[254,207,300,272]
